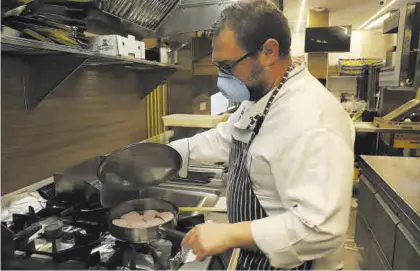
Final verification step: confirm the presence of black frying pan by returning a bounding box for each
[98,143,182,191]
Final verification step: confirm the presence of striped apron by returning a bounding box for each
[226,65,313,270]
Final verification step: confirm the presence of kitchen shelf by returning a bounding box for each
[2,35,182,69]
[1,35,93,56]
[84,55,181,70]
[1,36,182,110]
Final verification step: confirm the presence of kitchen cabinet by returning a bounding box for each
[355,156,420,270]
[355,213,373,269]
[356,212,392,270]
[358,175,377,227]
[371,193,400,265]
[393,224,420,269]
[371,237,392,270]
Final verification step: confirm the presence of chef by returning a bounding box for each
[170,0,355,269]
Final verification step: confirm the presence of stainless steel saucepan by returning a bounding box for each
[108,198,186,243]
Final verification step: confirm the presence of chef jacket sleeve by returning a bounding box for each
[169,104,244,175]
[250,128,354,268]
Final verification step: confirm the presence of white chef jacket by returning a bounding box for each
[170,59,355,270]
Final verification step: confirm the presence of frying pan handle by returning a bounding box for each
[159,226,186,240]
[179,207,227,213]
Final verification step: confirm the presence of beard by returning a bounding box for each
[247,81,267,101]
[246,62,270,101]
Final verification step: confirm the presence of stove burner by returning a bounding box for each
[108,240,169,270]
[45,221,63,240]
[2,182,205,270]
[44,221,64,254]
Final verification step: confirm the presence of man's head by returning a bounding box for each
[212,0,291,101]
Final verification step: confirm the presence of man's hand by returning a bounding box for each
[181,221,254,261]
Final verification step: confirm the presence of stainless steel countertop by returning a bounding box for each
[354,122,420,133]
[361,155,420,217]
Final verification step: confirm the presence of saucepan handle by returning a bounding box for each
[179,207,227,213]
[159,226,186,240]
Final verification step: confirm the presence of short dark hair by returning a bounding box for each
[212,0,291,57]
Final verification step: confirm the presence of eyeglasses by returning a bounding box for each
[213,51,258,75]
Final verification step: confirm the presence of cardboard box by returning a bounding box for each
[89,35,145,59]
[160,47,170,64]
[192,93,210,115]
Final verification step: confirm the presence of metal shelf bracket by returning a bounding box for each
[2,36,182,110]
[20,54,89,110]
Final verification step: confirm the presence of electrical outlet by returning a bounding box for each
[200,102,207,111]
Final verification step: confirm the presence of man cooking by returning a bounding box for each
[170,0,355,269]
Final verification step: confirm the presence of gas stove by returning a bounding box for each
[1,183,204,270]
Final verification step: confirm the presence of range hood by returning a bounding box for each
[155,0,282,37]
[155,0,236,37]
[97,0,180,31]
[92,0,236,39]
[94,0,282,40]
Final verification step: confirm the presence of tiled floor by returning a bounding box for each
[343,199,360,270]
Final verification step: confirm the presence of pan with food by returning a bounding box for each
[108,198,186,243]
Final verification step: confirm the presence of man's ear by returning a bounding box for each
[262,38,280,63]
[262,38,279,66]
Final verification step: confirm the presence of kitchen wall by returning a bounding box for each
[1,57,149,194]
[328,30,394,66]
[328,0,395,65]
[290,24,393,99]
[291,30,392,64]
[167,44,217,116]
[167,69,216,115]
[290,0,394,63]
[327,76,358,99]
[291,33,306,57]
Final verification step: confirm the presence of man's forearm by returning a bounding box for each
[227,222,257,249]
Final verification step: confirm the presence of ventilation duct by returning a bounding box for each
[98,0,180,31]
